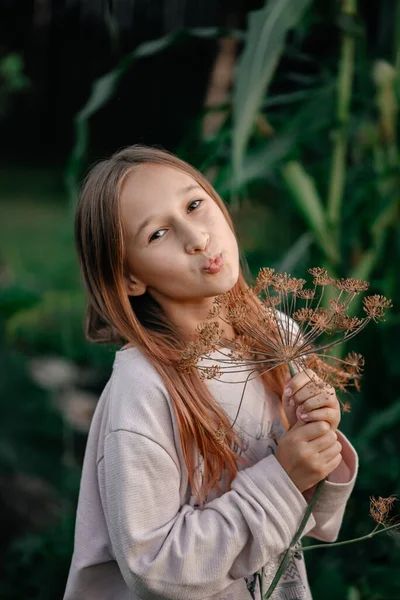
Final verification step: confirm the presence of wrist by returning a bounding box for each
[303,483,318,503]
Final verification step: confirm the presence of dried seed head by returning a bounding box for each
[272,273,305,294]
[178,321,224,372]
[226,304,249,326]
[230,337,254,360]
[200,364,222,380]
[297,289,315,300]
[213,423,228,446]
[308,267,335,286]
[305,352,361,400]
[309,307,332,330]
[196,321,223,345]
[336,277,370,294]
[329,299,347,314]
[293,308,315,323]
[370,495,397,526]
[207,304,221,319]
[254,267,275,293]
[288,277,306,294]
[332,314,364,332]
[363,295,393,322]
[264,295,281,307]
[343,351,365,375]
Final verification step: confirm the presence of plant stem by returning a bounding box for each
[327,0,357,249]
[258,570,264,597]
[264,360,325,598]
[263,479,325,598]
[293,522,400,552]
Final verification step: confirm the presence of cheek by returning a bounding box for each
[225,226,240,263]
[136,251,183,283]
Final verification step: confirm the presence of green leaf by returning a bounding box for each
[232,0,313,190]
[281,160,339,263]
[216,83,335,194]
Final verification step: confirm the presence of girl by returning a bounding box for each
[64,145,358,600]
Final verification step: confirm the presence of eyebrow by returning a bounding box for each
[134,183,202,241]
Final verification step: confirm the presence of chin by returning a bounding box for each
[227,260,240,285]
[220,269,240,293]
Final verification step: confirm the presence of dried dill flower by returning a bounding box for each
[179,266,392,414]
[370,496,397,530]
[178,267,395,597]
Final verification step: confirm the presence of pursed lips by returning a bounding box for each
[203,253,223,272]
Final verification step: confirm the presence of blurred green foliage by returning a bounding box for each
[0,0,399,598]
[0,53,30,119]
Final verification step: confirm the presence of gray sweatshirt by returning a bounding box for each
[64,346,358,600]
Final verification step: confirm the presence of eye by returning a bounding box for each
[187,199,203,212]
[148,199,204,243]
[149,229,166,242]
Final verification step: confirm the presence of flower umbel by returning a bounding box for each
[370,495,397,529]
[179,267,392,413]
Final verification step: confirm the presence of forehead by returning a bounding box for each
[119,163,198,216]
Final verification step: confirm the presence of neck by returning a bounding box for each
[169,302,237,344]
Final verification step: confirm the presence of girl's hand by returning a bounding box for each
[275,420,342,493]
[282,368,341,431]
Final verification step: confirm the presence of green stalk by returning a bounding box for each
[327,0,357,247]
[294,521,400,552]
[263,479,325,598]
[263,361,326,598]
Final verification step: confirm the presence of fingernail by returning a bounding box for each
[284,387,292,396]
[289,399,294,407]
[301,413,309,420]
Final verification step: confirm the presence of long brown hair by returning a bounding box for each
[75,145,288,504]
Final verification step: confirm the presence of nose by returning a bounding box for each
[184,226,210,255]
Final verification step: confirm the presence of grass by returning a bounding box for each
[0,167,79,290]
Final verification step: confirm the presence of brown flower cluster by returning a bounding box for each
[178,267,392,411]
[305,351,365,407]
[370,495,397,528]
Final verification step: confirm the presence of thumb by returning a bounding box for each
[282,391,297,427]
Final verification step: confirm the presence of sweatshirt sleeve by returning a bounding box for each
[304,430,358,542]
[102,429,316,600]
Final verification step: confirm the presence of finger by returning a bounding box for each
[296,420,331,441]
[291,383,323,405]
[285,372,332,405]
[298,407,338,424]
[290,368,323,388]
[283,379,320,409]
[285,369,322,397]
[299,391,337,412]
[319,439,342,460]
[324,452,343,475]
[309,429,338,452]
[293,381,336,406]
[281,393,298,427]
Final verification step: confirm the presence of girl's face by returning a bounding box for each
[120,163,240,337]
